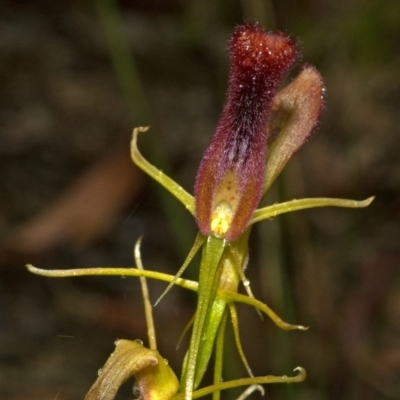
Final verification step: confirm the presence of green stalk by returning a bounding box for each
[181,236,226,400]
[193,296,226,388]
[213,311,228,400]
[97,0,194,256]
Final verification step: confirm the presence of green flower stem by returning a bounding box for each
[181,236,226,400]
[193,296,226,388]
[191,235,246,388]
[131,127,195,215]
[251,196,374,224]
[212,311,228,400]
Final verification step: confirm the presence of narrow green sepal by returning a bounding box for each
[184,367,307,399]
[250,196,374,225]
[155,233,206,306]
[130,127,195,214]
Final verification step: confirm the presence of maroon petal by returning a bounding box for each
[195,24,297,240]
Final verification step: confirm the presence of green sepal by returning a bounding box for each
[155,233,206,306]
[174,367,307,399]
[131,126,195,214]
[250,196,374,225]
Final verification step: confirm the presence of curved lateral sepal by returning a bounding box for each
[130,126,195,214]
[27,263,305,331]
[221,291,308,331]
[228,304,253,378]
[250,196,374,225]
[184,367,307,399]
[26,264,199,292]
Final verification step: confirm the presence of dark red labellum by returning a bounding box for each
[195,24,297,240]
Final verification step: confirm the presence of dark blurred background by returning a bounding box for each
[1,0,399,399]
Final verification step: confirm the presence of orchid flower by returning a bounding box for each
[129,24,372,400]
[27,23,373,400]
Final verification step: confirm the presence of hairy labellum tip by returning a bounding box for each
[230,24,297,76]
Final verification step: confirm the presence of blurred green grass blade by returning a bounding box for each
[97,0,194,256]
